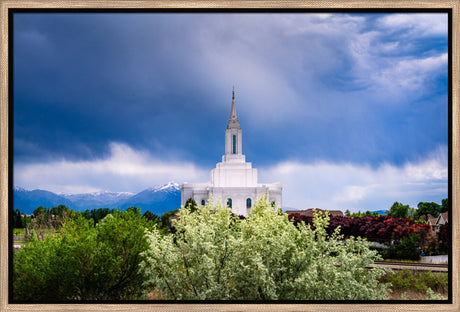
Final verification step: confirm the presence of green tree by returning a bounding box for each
[28,206,52,240]
[416,202,441,220]
[441,198,448,213]
[32,206,49,227]
[29,205,72,234]
[81,208,115,225]
[12,209,24,228]
[13,207,155,301]
[33,206,48,217]
[142,210,159,222]
[349,210,379,217]
[408,207,417,220]
[160,209,180,230]
[141,197,390,300]
[49,204,70,217]
[383,234,421,261]
[387,202,410,219]
[184,197,198,212]
[142,210,169,235]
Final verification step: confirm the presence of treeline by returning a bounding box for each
[13,205,178,236]
[345,199,448,219]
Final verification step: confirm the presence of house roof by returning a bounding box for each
[427,214,438,225]
[285,208,343,217]
[328,210,344,217]
[437,211,448,224]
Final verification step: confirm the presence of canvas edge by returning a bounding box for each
[1,0,11,311]
[0,0,458,312]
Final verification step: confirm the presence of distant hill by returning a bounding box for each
[372,210,388,216]
[13,182,181,216]
[13,187,74,213]
[115,182,181,215]
[60,191,135,211]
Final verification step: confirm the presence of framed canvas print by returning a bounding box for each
[1,0,458,311]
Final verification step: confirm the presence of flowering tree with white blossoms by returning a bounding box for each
[140,196,390,300]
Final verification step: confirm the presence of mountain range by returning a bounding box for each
[13,183,387,217]
[13,182,181,217]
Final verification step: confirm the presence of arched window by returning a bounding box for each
[201,199,206,206]
[232,135,236,154]
[227,198,232,208]
[246,198,252,208]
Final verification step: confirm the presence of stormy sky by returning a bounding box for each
[13,12,448,211]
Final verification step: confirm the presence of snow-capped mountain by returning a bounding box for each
[13,187,73,214]
[13,182,181,216]
[116,182,181,214]
[147,181,180,192]
[60,191,135,211]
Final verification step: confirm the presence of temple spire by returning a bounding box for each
[228,87,240,129]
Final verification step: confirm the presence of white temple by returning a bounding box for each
[181,89,282,216]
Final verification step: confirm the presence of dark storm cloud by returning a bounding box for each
[13,13,226,165]
[14,13,448,167]
[13,12,448,210]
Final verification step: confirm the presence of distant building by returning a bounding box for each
[421,212,448,233]
[181,89,282,216]
[438,211,448,226]
[285,208,344,217]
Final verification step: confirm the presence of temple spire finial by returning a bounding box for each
[227,86,240,129]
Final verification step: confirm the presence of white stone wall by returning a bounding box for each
[181,183,210,207]
[211,162,258,187]
[182,183,282,216]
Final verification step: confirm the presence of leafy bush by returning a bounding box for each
[381,269,448,295]
[141,197,390,300]
[288,213,433,245]
[383,234,421,261]
[437,222,449,254]
[13,207,155,301]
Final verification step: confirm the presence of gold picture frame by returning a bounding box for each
[1,1,458,311]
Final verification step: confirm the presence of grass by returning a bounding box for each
[390,289,446,300]
[13,228,25,236]
[380,269,448,300]
[381,258,420,263]
[13,227,60,243]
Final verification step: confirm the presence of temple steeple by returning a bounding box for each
[181,88,282,217]
[224,87,243,159]
[227,87,240,129]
